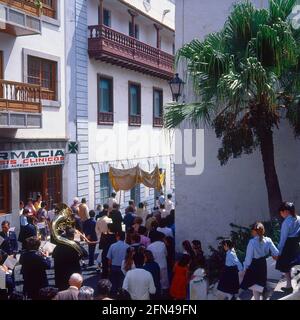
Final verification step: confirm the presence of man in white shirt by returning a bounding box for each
[165,194,175,215]
[122,251,156,300]
[108,192,117,212]
[95,207,112,240]
[147,232,169,290]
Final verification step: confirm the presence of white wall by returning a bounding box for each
[174,0,300,252]
[0,0,66,139]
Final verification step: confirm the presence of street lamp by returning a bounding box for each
[169,73,184,102]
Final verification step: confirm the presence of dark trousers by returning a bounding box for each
[102,257,109,278]
[110,265,124,296]
[88,244,96,266]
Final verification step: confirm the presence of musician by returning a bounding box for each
[0,221,18,256]
[52,227,83,290]
[18,216,37,250]
[19,236,51,300]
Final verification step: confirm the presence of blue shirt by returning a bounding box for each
[225,249,243,271]
[244,236,279,270]
[107,240,129,267]
[278,215,300,254]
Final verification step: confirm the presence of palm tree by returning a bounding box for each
[165,0,300,217]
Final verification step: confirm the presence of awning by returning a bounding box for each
[109,165,165,191]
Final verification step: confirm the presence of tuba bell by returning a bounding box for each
[51,203,84,257]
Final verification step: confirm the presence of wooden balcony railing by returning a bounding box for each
[88,24,174,80]
[0,0,56,18]
[0,80,42,113]
[98,111,114,125]
[129,114,141,126]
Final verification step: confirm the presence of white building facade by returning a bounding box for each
[0,0,68,230]
[175,0,300,251]
[66,0,176,211]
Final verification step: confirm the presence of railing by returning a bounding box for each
[129,114,141,126]
[0,80,42,113]
[98,111,114,125]
[153,117,163,127]
[88,24,174,78]
[0,0,56,18]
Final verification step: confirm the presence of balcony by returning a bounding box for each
[0,0,41,35]
[88,24,174,80]
[0,80,42,128]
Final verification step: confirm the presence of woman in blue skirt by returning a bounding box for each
[240,222,279,300]
[217,239,243,300]
[276,202,300,294]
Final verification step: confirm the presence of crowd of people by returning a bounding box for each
[0,192,300,301]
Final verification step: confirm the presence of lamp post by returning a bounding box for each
[169,73,184,102]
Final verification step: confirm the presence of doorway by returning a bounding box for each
[20,165,62,209]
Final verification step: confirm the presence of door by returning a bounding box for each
[0,51,3,98]
[43,166,62,209]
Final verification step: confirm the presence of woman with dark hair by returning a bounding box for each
[276,202,300,293]
[121,247,136,275]
[182,240,195,259]
[170,254,191,300]
[240,222,279,300]
[20,236,51,299]
[143,250,161,299]
[190,240,206,272]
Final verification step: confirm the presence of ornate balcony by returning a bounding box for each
[0,0,41,35]
[88,24,174,80]
[0,80,42,128]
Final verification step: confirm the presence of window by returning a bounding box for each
[100,173,112,205]
[129,22,139,39]
[153,88,163,127]
[128,82,141,126]
[41,0,57,19]
[98,75,114,124]
[0,171,10,215]
[130,184,140,205]
[103,9,111,27]
[28,56,57,101]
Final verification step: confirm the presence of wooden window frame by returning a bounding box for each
[153,87,163,127]
[0,171,10,215]
[41,0,57,19]
[128,81,141,126]
[97,74,114,125]
[27,55,57,101]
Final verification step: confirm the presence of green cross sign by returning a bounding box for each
[68,142,79,154]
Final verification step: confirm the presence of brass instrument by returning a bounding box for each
[51,203,84,257]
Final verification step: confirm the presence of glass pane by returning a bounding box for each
[103,9,111,27]
[154,91,162,117]
[130,85,139,115]
[100,173,112,204]
[41,62,52,89]
[99,79,111,112]
[28,57,41,85]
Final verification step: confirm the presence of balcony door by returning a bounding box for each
[0,51,3,98]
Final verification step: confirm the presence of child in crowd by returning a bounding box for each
[217,239,243,300]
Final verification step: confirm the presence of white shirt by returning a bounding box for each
[148,241,168,269]
[108,197,117,209]
[160,209,169,219]
[157,227,173,238]
[165,199,174,214]
[95,216,112,239]
[122,268,156,300]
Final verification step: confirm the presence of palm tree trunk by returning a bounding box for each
[258,127,282,217]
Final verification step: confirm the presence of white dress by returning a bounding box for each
[189,268,208,300]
